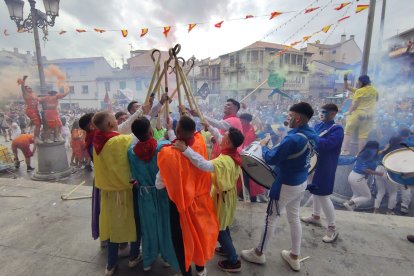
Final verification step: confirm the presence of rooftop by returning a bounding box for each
[306,38,355,50]
[243,41,301,53]
[312,60,356,70]
[44,57,109,64]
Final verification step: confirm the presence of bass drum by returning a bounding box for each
[241,142,275,189]
[383,148,414,186]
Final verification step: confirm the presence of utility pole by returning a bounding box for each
[360,0,377,76]
[375,0,387,78]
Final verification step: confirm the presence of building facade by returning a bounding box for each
[219,41,311,102]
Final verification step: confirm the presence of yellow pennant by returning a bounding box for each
[121,29,128,37]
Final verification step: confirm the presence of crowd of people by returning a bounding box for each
[1,72,414,275]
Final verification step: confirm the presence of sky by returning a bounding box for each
[0,0,413,67]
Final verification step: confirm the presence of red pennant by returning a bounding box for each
[59,30,67,35]
[4,29,10,36]
[188,23,197,33]
[338,16,350,23]
[335,2,351,11]
[214,21,224,28]
[245,15,254,19]
[269,11,282,20]
[305,7,320,14]
[163,26,171,37]
[94,28,106,33]
[76,29,86,33]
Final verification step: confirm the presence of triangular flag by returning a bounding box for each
[76,29,86,33]
[59,30,67,35]
[3,29,9,36]
[303,35,312,41]
[245,15,254,19]
[140,28,148,37]
[214,21,224,28]
[338,16,350,23]
[356,5,369,13]
[321,24,333,33]
[335,2,351,11]
[163,26,171,38]
[94,28,106,33]
[269,11,282,20]
[290,41,301,46]
[121,29,128,37]
[188,23,197,33]
[305,7,320,14]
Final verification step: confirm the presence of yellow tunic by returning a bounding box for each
[210,154,240,231]
[93,134,136,243]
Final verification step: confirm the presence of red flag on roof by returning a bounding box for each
[104,91,112,112]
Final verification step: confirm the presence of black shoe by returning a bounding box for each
[27,166,35,172]
[85,164,93,172]
[407,235,414,243]
[215,247,227,256]
[218,260,241,273]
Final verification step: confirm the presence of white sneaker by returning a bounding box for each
[281,250,300,271]
[322,227,338,243]
[44,139,54,144]
[34,137,43,144]
[143,265,152,271]
[401,205,409,214]
[300,215,322,227]
[118,245,130,257]
[197,268,207,276]
[340,150,350,156]
[343,201,355,211]
[128,254,142,268]
[240,248,266,264]
[105,265,118,276]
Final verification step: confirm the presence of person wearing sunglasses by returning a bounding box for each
[301,104,344,243]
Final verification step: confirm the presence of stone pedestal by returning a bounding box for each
[32,141,72,181]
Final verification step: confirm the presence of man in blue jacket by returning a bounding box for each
[241,102,319,272]
[301,104,344,243]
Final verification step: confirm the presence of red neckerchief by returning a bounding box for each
[133,138,157,163]
[164,132,198,148]
[93,130,120,155]
[221,147,242,166]
[223,114,237,120]
[85,129,97,150]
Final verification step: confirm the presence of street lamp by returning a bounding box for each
[4,0,61,94]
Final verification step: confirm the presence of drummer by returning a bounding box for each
[301,103,344,243]
[241,102,319,272]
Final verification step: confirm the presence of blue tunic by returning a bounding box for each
[128,141,179,270]
[262,124,319,199]
[308,121,344,196]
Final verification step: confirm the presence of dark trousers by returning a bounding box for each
[169,200,204,276]
[130,186,141,258]
[218,227,238,263]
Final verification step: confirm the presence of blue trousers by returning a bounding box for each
[218,227,238,263]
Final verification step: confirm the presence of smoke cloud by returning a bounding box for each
[44,65,70,93]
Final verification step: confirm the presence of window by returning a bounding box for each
[319,50,324,55]
[201,69,205,76]
[105,82,110,92]
[119,81,126,89]
[297,55,303,65]
[332,50,337,54]
[69,86,74,94]
[66,67,72,79]
[82,85,89,94]
[251,51,259,62]
[284,54,290,65]
[246,51,251,62]
[291,54,297,65]
[230,55,235,67]
[80,66,87,76]
[135,79,141,90]
[258,70,263,81]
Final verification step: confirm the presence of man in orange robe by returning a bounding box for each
[18,76,41,143]
[38,90,70,143]
[156,116,219,276]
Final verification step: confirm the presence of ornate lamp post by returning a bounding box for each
[4,0,71,181]
[4,0,60,94]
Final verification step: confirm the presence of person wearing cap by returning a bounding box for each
[341,75,379,155]
[301,103,344,243]
[38,90,70,143]
[241,102,319,272]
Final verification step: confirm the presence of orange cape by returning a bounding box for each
[158,132,219,269]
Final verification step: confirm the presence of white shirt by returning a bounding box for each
[118,102,163,135]
[204,115,231,131]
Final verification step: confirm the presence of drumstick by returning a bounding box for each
[239,170,248,203]
[400,143,414,153]
[62,195,92,201]
[61,181,86,200]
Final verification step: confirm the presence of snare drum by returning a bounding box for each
[383,148,414,186]
[241,142,275,189]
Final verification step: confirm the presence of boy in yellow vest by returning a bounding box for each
[173,121,245,273]
[92,111,137,276]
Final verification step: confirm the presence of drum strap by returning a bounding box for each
[319,124,337,137]
[287,133,312,160]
